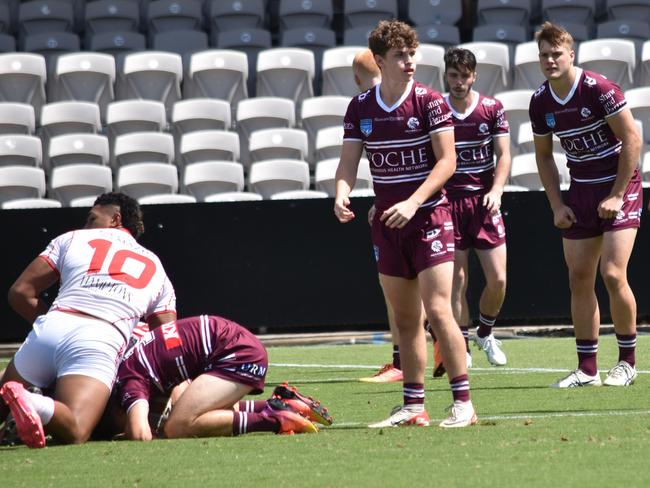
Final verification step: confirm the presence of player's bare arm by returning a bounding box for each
[381,129,456,229]
[334,140,363,223]
[125,401,153,441]
[147,312,178,331]
[484,134,512,214]
[8,257,59,323]
[533,134,576,229]
[600,108,642,219]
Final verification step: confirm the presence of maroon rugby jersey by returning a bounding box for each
[444,91,510,199]
[117,315,266,411]
[343,80,454,211]
[529,68,626,183]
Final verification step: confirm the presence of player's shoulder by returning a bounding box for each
[581,69,619,93]
[531,81,549,101]
[413,81,443,100]
[353,86,375,104]
[478,93,503,113]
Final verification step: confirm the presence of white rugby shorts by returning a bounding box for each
[14,310,125,390]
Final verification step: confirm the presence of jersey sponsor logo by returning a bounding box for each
[367,146,429,167]
[481,98,496,106]
[584,75,597,86]
[360,118,373,136]
[358,89,371,101]
[561,128,609,152]
[238,362,267,379]
[533,84,546,97]
[427,98,444,109]
[415,86,427,96]
[426,228,441,240]
[407,117,420,130]
[545,113,556,128]
[344,122,354,130]
[161,321,183,350]
[478,123,489,134]
[580,107,592,118]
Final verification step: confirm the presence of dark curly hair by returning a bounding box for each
[444,47,477,74]
[368,20,418,57]
[94,192,145,239]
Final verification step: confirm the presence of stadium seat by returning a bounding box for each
[596,20,649,58]
[344,0,397,29]
[477,0,531,25]
[542,0,596,27]
[0,103,35,134]
[510,152,543,189]
[50,52,116,120]
[48,133,109,167]
[0,135,42,166]
[235,97,295,167]
[342,26,374,46]
[138,193,196,204]
[494,89,534,155]
[84,0,140,36]
[171,98,231,134]
[516,121,564,154]
[315,157,372,196]
[577,39,635,91]
[270,189,329,199]
[0,33,16,53]
[407,0,461,26]
[513,41,545,90]
[1,197,62,208]
[607,0,650,23]
[49,163,112,205]
[183,160,245,200]
[106,100,167,150]
[214,28,272,95]
[414,44,445,93]
[68,195,100,206]
[640,41,650,88]
[642,151,650,181]
[458,42,511,96]
[278,0,332,30]
[22,32,81,74]
[300,95,349,164]
[116,162,179,199]
[113,131,174,167]
[0,4,10,34]
[248,159,310,199]
[472,25,527,65]
[152,30,209,56]
[256,48,314,115]
[18,1,74,38]
[204,191,262,202]
[147,0,202,35]
[625,87,650,143]
[249,127,308,162]
[87,31,146,57]
[315,126,343,161]
[415,24,461,50]
[321,46,367,97]
[0,53,47,119]
[502,184,530,191]
[207,0,265,34]
[179,130,240,168]
[0,165,46,203]
[116,51,182,113]
[280,27,336,93]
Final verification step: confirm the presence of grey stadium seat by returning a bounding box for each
[278,0,333,30]
[84,0,140,35]
[415,24,461,50]
[147,0,203,35]
[344,0,398,29]
[207,0,265,34]
[407,0,462,26]
[477,0,531,26]
[151,30,209,56]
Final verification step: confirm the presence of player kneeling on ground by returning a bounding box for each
[109,315,331,440]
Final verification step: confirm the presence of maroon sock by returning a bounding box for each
[576,339,598,376]
[232,411,279,435]
[403,383,425,408]
[392,345,401,370]
[460,326,470,351]
[237,400,267,413]
[450,374,470,402]
[476,313,496,338]
[616,333,636,367]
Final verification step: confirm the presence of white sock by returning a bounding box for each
[25,391,55,425]
[404,403,424,413]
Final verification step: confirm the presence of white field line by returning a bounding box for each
[332,409,650,428]
[269,363,650,374]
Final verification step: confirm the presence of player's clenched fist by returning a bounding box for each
[552,204,577,229]
[334,196,355,223]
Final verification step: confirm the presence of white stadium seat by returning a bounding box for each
[113,131,174,167]
[458,42,510,96]
[0,103,35,135]
[49,163,112,205]
[183,160,245,200]
[256,48,315,113]
[577,39,636,91]
[0,53,47,119]
[138,193,197,204]
[249,128,308,162]
[513,41,546,91]
[248,159,310,199]
[414,44,445,93]
[315,126,344,162]
[2,197,61,209]
[321,46,366,97]
[204,191,263,202]
[300,95,349,163]
[270,190,328,200]
[48,133,109,167]
[315,157,372,197]
[0,134,42,166]
[179,130,240,168]
[117,162,179,200]
[0,165,46,203]
[494,89,534,154]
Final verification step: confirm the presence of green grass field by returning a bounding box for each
[1,336,650,488]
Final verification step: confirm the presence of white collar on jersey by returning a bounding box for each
[376,79,414,113]
[444,90,480,120]
[549,67,583,106]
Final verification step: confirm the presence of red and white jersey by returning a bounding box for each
[343,80,454,211]
[444,91,510,199]
[39,228,176,341]
[529,68,626,184]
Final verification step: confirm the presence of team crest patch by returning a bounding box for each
[407,117,420,129]
[580,107,591,118]
[478,123,489,134]
[545,113,556,128]
[360,118,373,136]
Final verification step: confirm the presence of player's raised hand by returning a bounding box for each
[334,196,355,223]
[597,195,623,220]
[552,204,577,229]
[380,199,419,229]
[482,189,502,215]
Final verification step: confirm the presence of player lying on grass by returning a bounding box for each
[98,315,332,440]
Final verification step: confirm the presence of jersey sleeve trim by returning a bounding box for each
[603,103,627,119]
[493,132,510,137]
[532,131,552,137]
[343,137,363,142]
[38,255,60,275]
[429,126,455,135]
[125,398,149,414]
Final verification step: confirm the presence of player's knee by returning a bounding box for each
[163,416,189,439]
[486,274,506,293]
[567,268,593,290]
[600,266,626,290]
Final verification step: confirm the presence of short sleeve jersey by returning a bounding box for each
[343,80,454,210]
[444,91,510,199]
[39,228,176,341]
[117,315,262,411]
[529,68,626,183]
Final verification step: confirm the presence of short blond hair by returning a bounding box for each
[353,49,380,80]
[535,21,574,50]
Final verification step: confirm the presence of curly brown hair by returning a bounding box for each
[368,20,419,57]
[534,21,574,50]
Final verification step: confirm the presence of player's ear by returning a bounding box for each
[111,209,123,228]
